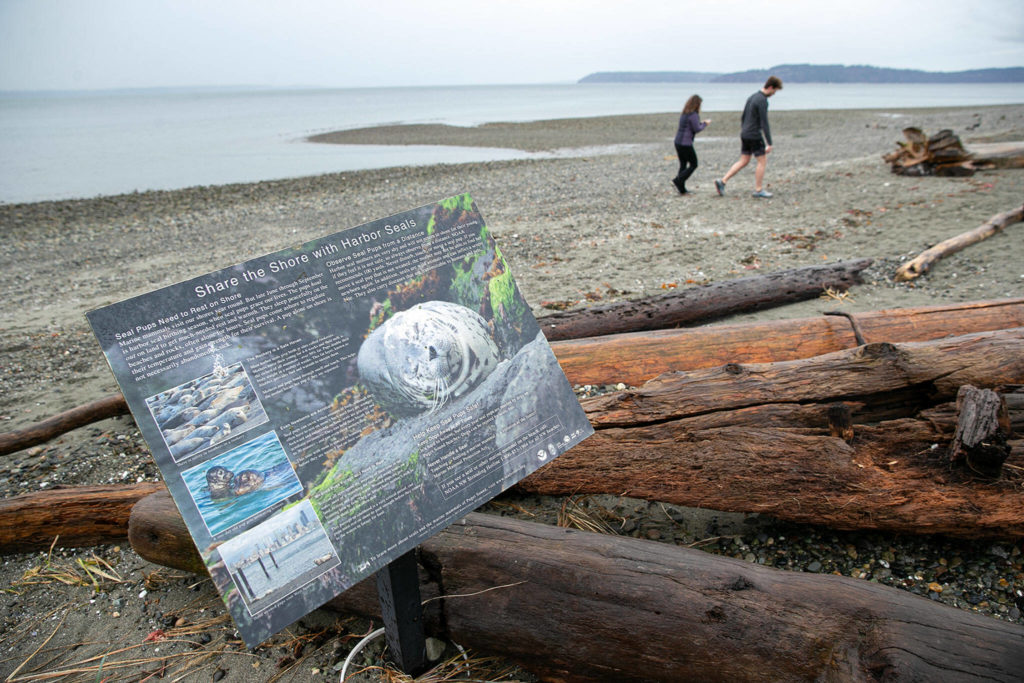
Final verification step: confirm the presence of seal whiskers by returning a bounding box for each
[357,300,500,417]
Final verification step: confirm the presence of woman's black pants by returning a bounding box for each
[673,143,698,192]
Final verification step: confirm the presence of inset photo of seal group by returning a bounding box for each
[145,363,269,462]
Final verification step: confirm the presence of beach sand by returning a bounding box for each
[1,104,1023,680]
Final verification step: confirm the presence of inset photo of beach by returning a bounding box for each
[145,363,269,463]
[216,500,339,616]
[180,431,303,537]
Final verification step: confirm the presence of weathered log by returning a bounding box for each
[551,297,1024,386]
[127,488,205,573]
[0,393,129,456]
[0,482,164,553]
[894,204,1024,281]
[950,385,1011,476]
[968,141,1024,169]
[3,298,1020,456]
[536,259,872,341]
[522,328,1024,538]
[584,328,1024,428]
[128,492,1024,682]
[928,129,966,155]
[7,329,1024,552]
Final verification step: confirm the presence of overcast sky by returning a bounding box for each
[2,0,1022,91]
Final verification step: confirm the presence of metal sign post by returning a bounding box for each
[375,549,428,675]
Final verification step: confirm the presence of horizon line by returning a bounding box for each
[3,64,1024,95]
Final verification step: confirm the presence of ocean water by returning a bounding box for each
[1,82,1022,204]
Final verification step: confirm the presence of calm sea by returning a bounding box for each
[2,82,1022,204]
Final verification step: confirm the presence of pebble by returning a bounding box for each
[425,636,446,661]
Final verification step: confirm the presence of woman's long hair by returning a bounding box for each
[682,95,702,115]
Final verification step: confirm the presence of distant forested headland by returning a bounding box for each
[579,64,1024,84]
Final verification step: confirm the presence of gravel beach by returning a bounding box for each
[2,103,1023,681]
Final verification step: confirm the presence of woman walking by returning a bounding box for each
[672,95,710,195]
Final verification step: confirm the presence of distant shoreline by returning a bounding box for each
[580,64,1024,84]
[310,105,1024,153]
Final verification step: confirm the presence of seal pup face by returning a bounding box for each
[206,466,235,500]
[383,309,463,411]
[357,301,500,417]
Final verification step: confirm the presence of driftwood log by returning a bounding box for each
[0,482,164,553]
[521,328,1024,539]
[894,204,1024,282]
[967,141,1024,169]
[551,297,1024,386]
[3,297,1021,456]
[3,329,1023,551]
[128,492,1024,682]
[883,127,980,176]
[535,259,871,341]
[0,393,129,456]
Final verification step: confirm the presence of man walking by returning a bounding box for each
[715,76,782,198]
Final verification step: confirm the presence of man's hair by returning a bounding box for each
[764,76,783,90]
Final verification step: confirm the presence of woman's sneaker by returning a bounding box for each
[714,179,725,196]
[751,189,773,198]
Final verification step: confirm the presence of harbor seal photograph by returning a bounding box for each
[146,363,268,462]
[205,465,267,500]
[181,431,303,537]
[356,300,501,418]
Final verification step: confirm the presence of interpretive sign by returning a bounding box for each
[87,194,593,646]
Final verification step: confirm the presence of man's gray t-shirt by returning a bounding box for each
[740,90,772,145]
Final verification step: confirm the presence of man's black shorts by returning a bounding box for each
[740,137,767,157]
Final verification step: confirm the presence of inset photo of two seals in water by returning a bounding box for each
[145,362,269,462]
[180,430,303,538]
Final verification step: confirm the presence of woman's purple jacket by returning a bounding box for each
[674,111,707,146]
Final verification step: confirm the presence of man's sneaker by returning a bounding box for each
[752,189,773,198]
[714,179,725,196]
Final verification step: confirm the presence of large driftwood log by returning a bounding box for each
[128,492,1024,682]
[894,204,1024,281]
[3,297,1020,456]
[0,393,129,456]
[5,329,1024,553]
[0,482,164,553]
[551,298,1024,386]
[522,328,1024,538]
[536,259,871,341]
